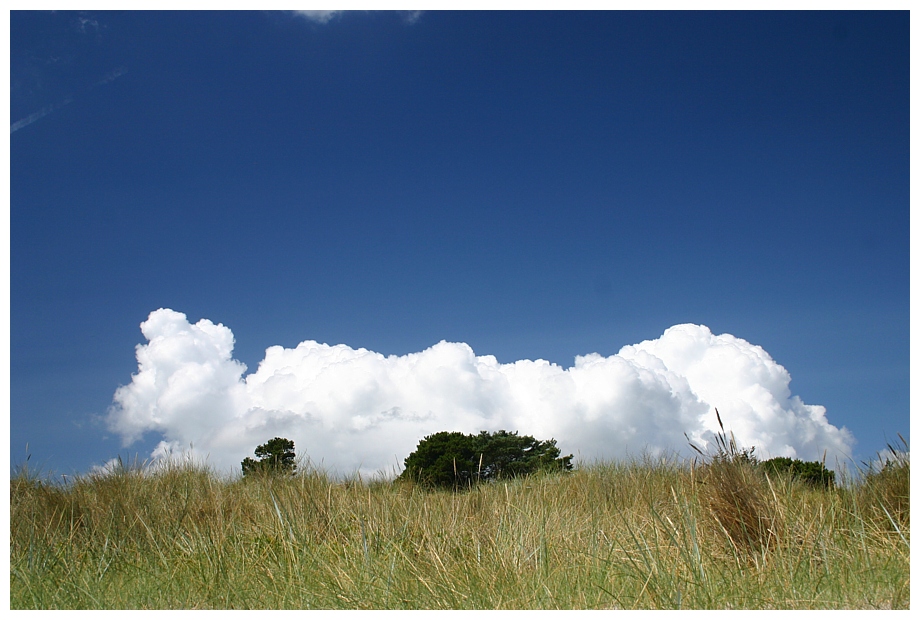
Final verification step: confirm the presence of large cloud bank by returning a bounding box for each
[106,309,854,476]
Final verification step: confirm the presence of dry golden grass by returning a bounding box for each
[10,447,909,609]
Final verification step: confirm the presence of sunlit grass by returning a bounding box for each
[10,449,909,609]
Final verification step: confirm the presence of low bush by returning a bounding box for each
[397,429,573,489]
[761,457,835,489]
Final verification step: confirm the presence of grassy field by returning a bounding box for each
[10,447,909,609]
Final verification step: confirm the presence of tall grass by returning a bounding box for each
[688,408,781,564]
[857,435,910,535]
[11,448,908,609]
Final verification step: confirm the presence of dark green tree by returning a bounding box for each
[398,431,478,488]
[761,456,835,489]
[241,437,296,477]
[398,429,573,489]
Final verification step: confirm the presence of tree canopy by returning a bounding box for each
[241,437,296,477]
[761,456,835,488]
[398,430,573,489]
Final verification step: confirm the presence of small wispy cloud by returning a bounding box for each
[292,10,423,25]
[294,10,342,24]
[77,17,100,33]
[95,66,127,86]
[401,11,423,25]
[11,67,126,134]
[10,96,73,133]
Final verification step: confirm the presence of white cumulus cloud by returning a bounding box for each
[106,309,855,477]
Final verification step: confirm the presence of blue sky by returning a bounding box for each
[9,10,909,476]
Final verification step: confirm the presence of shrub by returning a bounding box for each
[398,429,573,489]
[761,457,835,489]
